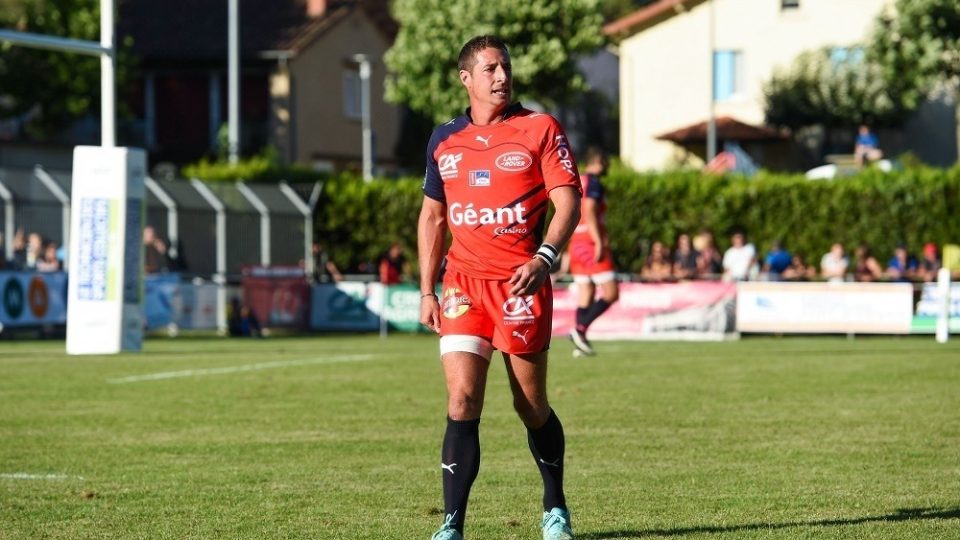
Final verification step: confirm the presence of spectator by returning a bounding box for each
[227,297,262,337]
[918,242,941,282]
[21,232,43,270]
[36,242,63,272]
[854,124,883,166]
[672,233,699,280]
[143,226,171,274]
[722,230,757,282]
[378,242,410,285]
[853,245,883,282]
[885,245,918,281]
[782,254,816,281]
[820,243,849,283]
[10,228,26,269]
[693,230,723,278]
[762,240,792,281]
[640,241,673,281]
[311,242,343,282]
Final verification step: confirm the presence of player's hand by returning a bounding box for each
[593,242,603,263]
[420,294,441,333]
[509,258,550,296]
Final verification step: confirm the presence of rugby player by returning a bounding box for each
[418,35,582,540]
[567,147,619,356]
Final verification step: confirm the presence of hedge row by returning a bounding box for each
[315,165,960,274]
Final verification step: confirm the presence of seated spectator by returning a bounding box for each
[10,228,26,269]
[762,240,792,281]
[853,245,883,282]
[918,242,941,282]
[640,241,673,281]
[36,242,63,272]
[820,243,849,282]
[885,245,918,281]
[722,230,757,282]
[20,232,43,270]
[143,226,172,274]
[782,254,816,281]
[311,242,343,283]
[379,242,410,285]
[672,233,699,280]
[228,297,262,337]
[693,230,723,278]
[854,124,883,166]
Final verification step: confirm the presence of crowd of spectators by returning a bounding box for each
[0,229,64,272]
[627,229,946,284]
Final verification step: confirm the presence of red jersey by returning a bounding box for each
[423,103,581,279]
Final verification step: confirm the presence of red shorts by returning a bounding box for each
[439,269,553,356]
[568,239,615,277]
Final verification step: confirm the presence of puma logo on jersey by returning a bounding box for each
[441,463,457,474]
[475,135,492,147]
[512,329,530,345]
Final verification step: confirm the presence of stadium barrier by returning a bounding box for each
[552,281,738,341]
[3,273,955,338]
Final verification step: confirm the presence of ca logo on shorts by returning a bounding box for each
[442,288,471,319]
[502,295,535,323]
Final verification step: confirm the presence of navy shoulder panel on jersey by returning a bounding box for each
[422,115,469,202]
[585,174,604,200]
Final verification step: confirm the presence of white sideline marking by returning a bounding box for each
[107,354,375,384]
[1,473,84,481]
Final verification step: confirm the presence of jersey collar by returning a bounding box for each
[462,102,524,125]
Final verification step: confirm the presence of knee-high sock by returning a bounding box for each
[582,299,612,331]
[441,417,481,533]
[527,410,566,511]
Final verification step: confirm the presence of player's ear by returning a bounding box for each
[459,69,470,88]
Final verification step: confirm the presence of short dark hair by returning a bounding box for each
[583,145,607,165]
[458,35,509,72]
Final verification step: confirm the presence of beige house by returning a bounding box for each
[268,0,400,172]
[605,0,895,171]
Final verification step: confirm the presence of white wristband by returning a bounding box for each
[534,244,558,268]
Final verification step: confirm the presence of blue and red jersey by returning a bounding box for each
[423,103,581,279]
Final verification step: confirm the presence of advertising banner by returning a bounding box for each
[243,268,310,329]
[552,281,737,340]
[310,282,380,331]
[737,281,914,334]
[0,271,68,327]
[911,282,960,334]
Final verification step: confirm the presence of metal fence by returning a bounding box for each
[0,165,319,282]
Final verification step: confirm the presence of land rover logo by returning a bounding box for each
[495,151,533,172]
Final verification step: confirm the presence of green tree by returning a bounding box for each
[384,0,605,123]
[0,0,132,139]
[763,47,910,130]
[868,0,960,111]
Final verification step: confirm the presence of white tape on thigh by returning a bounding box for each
[591,271,616,284]
[440,335,494,359]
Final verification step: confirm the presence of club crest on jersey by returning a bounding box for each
[442,287,471,319]
[495,151,533,173]
[439,152,462,180]
[468,170,491,187]
[502,295,535,325]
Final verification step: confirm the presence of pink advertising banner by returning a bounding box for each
[552,281,737,340]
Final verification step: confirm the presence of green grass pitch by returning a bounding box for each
[1,335,959,539]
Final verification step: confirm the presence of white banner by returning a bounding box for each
[737,281,914,334]
[0,271,68,327]
[66,146,146,354]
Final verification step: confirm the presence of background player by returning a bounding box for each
[418,35,581,540]
[567,146,619,356]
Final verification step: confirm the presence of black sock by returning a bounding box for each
[527,410,566,511]
[441,417,481,533]
[582,299,612,329]
[575,307,589,333]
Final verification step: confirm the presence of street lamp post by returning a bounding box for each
[353,54,373,182]
[707,0,717,163]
